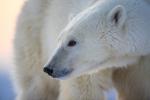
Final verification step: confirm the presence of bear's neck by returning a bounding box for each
[112,55,150,100]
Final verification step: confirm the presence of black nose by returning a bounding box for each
[43,67,53,76]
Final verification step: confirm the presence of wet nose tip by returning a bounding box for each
[43,67,53,76]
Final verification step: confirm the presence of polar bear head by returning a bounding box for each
[44,2,150,79]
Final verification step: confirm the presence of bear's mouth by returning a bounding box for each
[53,68,73,78]
[44,67,73,79]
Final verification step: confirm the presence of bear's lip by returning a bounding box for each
[53,73,73,80]
[50,68,73,79]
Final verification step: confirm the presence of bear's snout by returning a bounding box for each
[43,65,73,79]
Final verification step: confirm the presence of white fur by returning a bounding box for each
[14,0,150,100]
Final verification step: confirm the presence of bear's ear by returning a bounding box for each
[107,5,126,28]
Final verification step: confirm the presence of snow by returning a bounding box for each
[0,71,16,100]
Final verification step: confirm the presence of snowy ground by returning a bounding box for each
[0,71,16,100]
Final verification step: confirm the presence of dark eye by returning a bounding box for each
[67,40,77,47]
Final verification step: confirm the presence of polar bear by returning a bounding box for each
[14,0,150,100]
